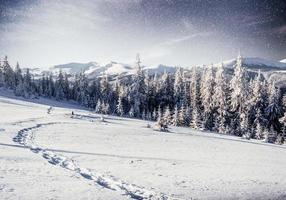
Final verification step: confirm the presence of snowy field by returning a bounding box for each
[1,92,286,200]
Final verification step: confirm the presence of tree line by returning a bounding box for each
[0,55,285,144]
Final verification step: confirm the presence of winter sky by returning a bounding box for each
[0,0,286,68]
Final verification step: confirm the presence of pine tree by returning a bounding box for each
[129,106,135,118]
[14,62,23,87]
[163,106,172,125]
[172,105,179,126]
[174,67,184,105]
[95,99,102,113]
[213,63,229,134]
[265,81,281,131]
[158,70,174,108]
[229,54,249,136]
[190,67,200,110]
[0,66,4,87]
[55,70,65,100]
[152,108,157,121]
[2,56,15,89]
[178,105,186,126]
[117,95,124,116]
[279,112,286,144]
[190,105,202,129]
[102,102,110,114]
[254,109,266,140]
[155,113,168,132]
[200,65,215,130]
[264,126,277,143]
[23,68,32,98]
[189,67,202,129]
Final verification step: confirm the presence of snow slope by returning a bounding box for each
[1,92,286,199]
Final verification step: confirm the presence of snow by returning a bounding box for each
[51,62,100,75]
[215,57,286,70]
[39,61,178,79]
[1,92,286,199]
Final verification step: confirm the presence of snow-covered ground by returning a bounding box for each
[1,92,286,200]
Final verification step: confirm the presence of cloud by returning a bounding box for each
[159,32,212,46]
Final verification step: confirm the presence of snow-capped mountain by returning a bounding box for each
[213,57,286,87]
[51,62,100,75]
[48,61,177,79]
[31,57,286,86]
[217,57,286,71]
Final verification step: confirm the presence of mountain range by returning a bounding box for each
[29,57,286,86]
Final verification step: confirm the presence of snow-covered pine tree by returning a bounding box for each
[190,105,202,129]
[102,102,110,115]
[100,73,111,105]
[200,64,215,130]
[142,110,146,120]
[157,105,162,120]
[213,63,229,134]
[174,67,184,105]
[13,62,24,96]
[130,54,146,118]
[172,105,179,126]
[282,94,286,110]
[0,64,4,87]
[152,108,157,121]
[264,125,277,143]
[279,112,286,144]
[229,54,249,136]
[155,113,168,132]
[147,112,152,121]
[254,109,266,140]
[95,99,102,114]
[240,111,251,139]
[163,106,172,125]
[23,68,32,98]
[189,67,202,129]
[185,106,192,126]
[63,73,70,99]
[190,66,199,111]
[129,106,135,118]
[14,62,23,87]
[159,70,174,108]
[47,73,55,97]
[77,72,89,106]
[55,70,65,100]
[2,56,15,89]
[116,95,124,116]
[265,81,281,132]
[178,105,186,126]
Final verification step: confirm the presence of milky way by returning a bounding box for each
[0,0,285,68]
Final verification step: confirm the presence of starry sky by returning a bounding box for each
[0,0,286,69]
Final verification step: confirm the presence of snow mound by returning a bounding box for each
[280,58,286,63]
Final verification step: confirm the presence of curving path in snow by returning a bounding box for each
[12,122,172,200]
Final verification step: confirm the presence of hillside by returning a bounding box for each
[1,92,286,199]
